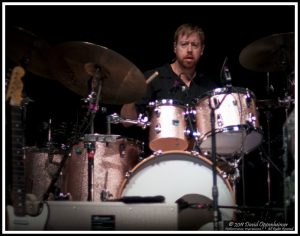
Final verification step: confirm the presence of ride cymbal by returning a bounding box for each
[6,26,52,78]
[239,32,294,72]
[48,41,147,105]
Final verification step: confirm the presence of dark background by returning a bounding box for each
[4,3,296,225]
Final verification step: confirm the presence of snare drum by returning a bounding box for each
[62,137,142,201]
[118,151,235,230]
[148,99,189,151]
[193,87,262,156]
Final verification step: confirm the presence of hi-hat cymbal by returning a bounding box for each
[239,32,294,72]
[48,41,146,105]
[6,26,52,78]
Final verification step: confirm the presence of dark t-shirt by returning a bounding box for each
[135,63,218,114]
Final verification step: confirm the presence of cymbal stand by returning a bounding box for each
[260,110,283,206]
[85,66,105,201]
[46,118,55,163]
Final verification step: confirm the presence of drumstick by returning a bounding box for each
[146,71,159,84]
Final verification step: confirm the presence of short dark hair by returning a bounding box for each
[174,23,205,45]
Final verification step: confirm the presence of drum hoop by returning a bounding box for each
[118,150,234,198]
[115,136,144,146]
[148,99,187,108]
[192,87,256,104]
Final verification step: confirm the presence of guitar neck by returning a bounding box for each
[11,105,27,216]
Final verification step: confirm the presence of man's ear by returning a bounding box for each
[201,45,205,55]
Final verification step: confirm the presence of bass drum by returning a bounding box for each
[119,151,235,230]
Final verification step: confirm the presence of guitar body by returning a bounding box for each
[6,204,49,230]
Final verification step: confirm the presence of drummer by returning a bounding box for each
[121,23,218,127]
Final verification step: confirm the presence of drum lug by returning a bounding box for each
[125,170,133,178]
[245,89,252,108]
[184,128,191,136]
[217,113,224,127]
[138,142,145,161]
[154,107,161,116]
[185,108,196,122]
[190,150,199,156]
[247,113,256,126]
[192,130,201,140]
[153,150,163,157]
[221,171,229,179]
[119,143,126,158]
[154,123,161,133]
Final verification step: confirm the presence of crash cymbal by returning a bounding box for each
[239,32,294,72]
[6,26,52,78]
[48,41,147,105]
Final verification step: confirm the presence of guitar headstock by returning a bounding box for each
[6,66,26,106]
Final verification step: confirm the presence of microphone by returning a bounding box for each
[220,57,232,91]
[224,65,232,91]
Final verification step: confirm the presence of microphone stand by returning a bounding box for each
[264,110,272,206]
[208,97,221,230]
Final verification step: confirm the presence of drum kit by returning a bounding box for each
[6,26,295,229]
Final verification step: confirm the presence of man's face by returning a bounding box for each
[174,32,204,69]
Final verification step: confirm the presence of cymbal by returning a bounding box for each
[256,99,281,109]
[48,41,147,105]
[239,32,294,72]
[6,26,52,78]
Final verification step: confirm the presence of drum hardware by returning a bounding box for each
[42,149,72,201]
[278,94,295,120]
[152,150,163,157]
[109,112,151,129]
[84,133,120,143]
[225,159,242,191]
[137,142,146,161]
[264,110,275,206]
[208,93,224,230]
[46,118,55,163]
[85,65,106,201]
[100,171,112,201]
[184,105,198,139]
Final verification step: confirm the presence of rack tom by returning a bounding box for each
[148,99,189,152]
[192,87,262,156]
